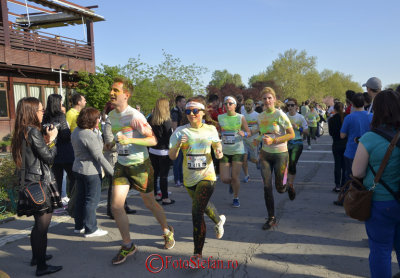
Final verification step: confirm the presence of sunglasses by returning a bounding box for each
[185,108,203,115]
[287,104,295,107]
[224,102,235,106]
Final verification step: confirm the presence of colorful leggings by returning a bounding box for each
[288,142,303,175]
[186,180,220,255]
[259,150,289,218]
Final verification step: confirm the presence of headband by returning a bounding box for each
[185,101,205,110]
[224,96,237,105]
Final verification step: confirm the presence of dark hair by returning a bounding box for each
[334,102,345,123]
[113,76,134,95]
[208,94,219,103]
[345,90,356,101]
[175,95,185,104]
[371,89,400,129]
[305,100,309,105]
[77,107,100,129]
[11,97,41,168]
[351,93,365,108]
[363,92,372,105]
[286,97,298,106]
[43,94,62,122]
[71,93,84,106]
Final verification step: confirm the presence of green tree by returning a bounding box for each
[76,65,123,110]
[209,69,243,88]
[319,70,362,101]
[385,83,400,90]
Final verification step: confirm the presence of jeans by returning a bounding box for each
[344,156,353,184]
[173,150,183,184]
[365,200,400,278]
[73,172,101,234]
[332,142,346,187]
[149,153,171,199]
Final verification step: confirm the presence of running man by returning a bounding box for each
[285,98,308,200]
[169,97,226,258]
[242,99,259,182]
[218,96,251,208]
[107,77,175,265]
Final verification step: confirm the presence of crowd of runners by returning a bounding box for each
[10,75,400,278]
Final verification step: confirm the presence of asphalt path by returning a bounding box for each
[1,133,399,277]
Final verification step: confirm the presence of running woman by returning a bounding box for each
[169,97,226,258]
[306,105,320,150]
[106,77,175,265]
[285,98,308,200]
[256,87,295,230]
[242,98,259,183]
[218,96,251,208]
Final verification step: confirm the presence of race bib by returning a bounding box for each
[187,154,207,170]
[116,143,130,156]
[222,133,236,145]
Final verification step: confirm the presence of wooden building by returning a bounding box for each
[0,0,104,139]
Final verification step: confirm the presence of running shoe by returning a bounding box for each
[84,228,108,238]
[262,216,276,230]
[163,225,175,249]
[242,175,250,183]
[112,243,137,265]
[288,185,296,201]
[215,215,226,239]
[232,198,240,208]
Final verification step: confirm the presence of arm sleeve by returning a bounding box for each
[301,115,308,130]
[29,128,57,165]
[131,113,153,137]
[85,132,114,175]
[340,117,349,134]
[56,114,71,144]
[103,117,114,144]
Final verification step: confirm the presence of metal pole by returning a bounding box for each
[59,69,62,96]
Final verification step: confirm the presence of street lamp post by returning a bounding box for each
[52,64,74,108]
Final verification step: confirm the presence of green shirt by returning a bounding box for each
[218,113,245,155]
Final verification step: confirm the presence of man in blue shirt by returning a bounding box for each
[340,93,373,183]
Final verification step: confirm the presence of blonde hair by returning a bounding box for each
[260,87,276,99]
[150,98,170,126]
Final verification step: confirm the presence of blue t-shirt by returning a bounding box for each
[360,132,400,201]
[340,111,372,159]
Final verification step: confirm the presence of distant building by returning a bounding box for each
[0,0,104,138]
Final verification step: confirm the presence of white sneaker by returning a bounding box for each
[84,228,108,238]
[307,146,311,150]
[61,197,69,207]
[215,215,226,239]
[74,228,85,234]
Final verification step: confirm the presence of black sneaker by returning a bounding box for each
[288,186,296,201]
[262,217,277,230]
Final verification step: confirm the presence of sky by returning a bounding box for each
[8,0,400,89]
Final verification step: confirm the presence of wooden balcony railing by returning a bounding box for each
[0,24,92,60]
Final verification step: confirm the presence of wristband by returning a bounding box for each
[244,132,248,138]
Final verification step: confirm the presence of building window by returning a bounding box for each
[0,83,8,118]
[13,84,27,109]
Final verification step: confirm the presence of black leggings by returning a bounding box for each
[288,143,303,175]
[259,150,288,218]
[149,153,171,199]
[307,127,317,145]
[186,181,220,255]
[52,163,75,197]
[31,212,52,270]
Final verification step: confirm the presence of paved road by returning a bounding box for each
[0,134,399,277]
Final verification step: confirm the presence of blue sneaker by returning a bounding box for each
[242,175,250,183]
[229,185,233,194]
[232,198,240,208]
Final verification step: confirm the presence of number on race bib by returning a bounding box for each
[187,154,207,170]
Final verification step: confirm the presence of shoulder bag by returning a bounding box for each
[343,131,400,221]
[20,140,49,211]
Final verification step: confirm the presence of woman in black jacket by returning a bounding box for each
[328,102,347,193]
[11,97,62,276]
[148,98,174,205]
[42,94,75,200]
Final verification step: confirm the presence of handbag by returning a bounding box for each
[20,140,49,211]
[343,131,400,221]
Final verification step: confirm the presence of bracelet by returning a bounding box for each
[244,132,248,138]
